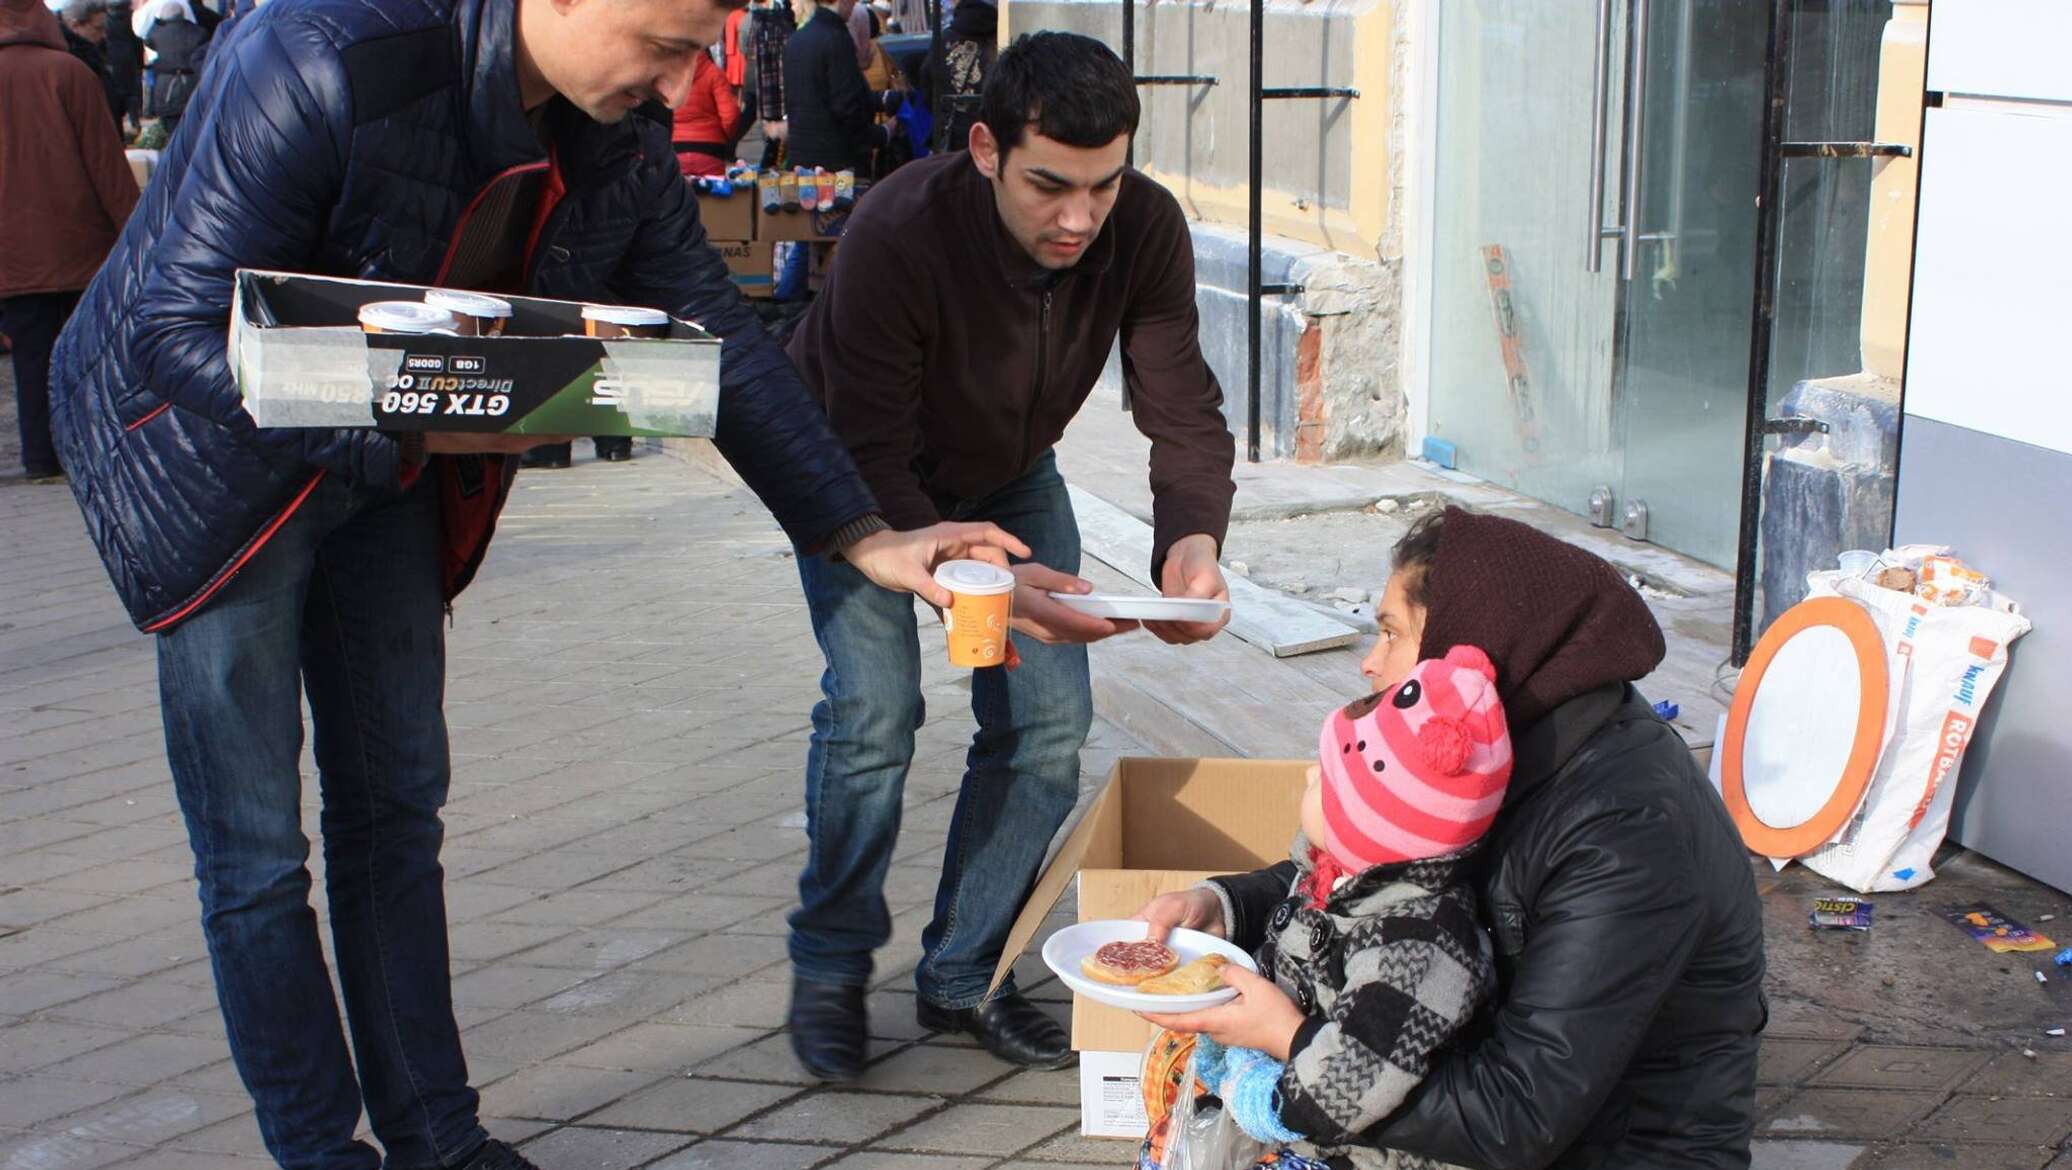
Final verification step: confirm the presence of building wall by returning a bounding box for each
[1008,0,1413,460]
[1894,0,2072,892]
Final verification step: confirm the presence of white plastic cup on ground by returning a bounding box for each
[1837,549,1880,577]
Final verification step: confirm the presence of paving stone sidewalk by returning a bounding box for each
[0,447,1142,1170]
[3,378,2069,1169]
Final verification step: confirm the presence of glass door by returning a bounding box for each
[1615,0,1768,567]
[1429,0,1771,570]
[1427,1,1626,526]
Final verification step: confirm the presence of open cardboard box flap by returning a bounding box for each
[991,757,1309,1053]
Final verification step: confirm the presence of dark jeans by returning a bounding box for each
[790,451,1093,1007]
[3,290,79,476]
[155,474,484,1170]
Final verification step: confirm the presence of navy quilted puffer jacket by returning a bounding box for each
[51,0,879,632]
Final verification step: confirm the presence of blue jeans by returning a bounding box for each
[791,451,1093,1007]
[155,474,483,1170]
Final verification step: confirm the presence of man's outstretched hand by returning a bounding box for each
[1147,533,1231,644]
[845,522,1032,607]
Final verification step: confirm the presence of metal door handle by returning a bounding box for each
[1621,0,1652,281]
[1585,0,1612,272]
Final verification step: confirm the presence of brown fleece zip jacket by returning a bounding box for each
[786,151,1236,577]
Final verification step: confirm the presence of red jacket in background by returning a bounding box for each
[671,55,741,177]
[0,0,140,298]
[723,8,748,87]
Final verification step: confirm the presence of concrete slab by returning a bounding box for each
[515,1125,694,1169]
[726,1090,938,1145]
[584,1077,801,1133]
[647,1139,842,1170]
[1810,1045,1994,1093]
[1760,1037,1858,1086]
[1760,1088,1948,1141]
[877,1102,1080,1156]
[1860,1141,2059,1169]
[1909,1094,2072,1147]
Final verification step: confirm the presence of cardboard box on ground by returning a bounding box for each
[696,190,756,242]
[992,757,1310,1139]
[230,271,721,437]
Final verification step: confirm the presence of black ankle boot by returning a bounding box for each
[787,977,869,1082]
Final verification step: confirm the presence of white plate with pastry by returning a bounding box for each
[1046,593,1231,624]
[1042,920,1258,1013]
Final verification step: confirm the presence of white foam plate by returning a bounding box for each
[1047,593,1231,623]
[1042,921,1257,1014]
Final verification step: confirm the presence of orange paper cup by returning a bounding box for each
[934,560,1015,668]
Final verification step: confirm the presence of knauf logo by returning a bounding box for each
[1910,709,1976,829]
[1956,662,1985,708]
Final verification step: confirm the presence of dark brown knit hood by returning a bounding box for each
[1416,507,1665,731]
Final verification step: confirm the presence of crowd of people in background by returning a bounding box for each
[2,0,142,484]
[53,0,228,141]
[676,0,998,182]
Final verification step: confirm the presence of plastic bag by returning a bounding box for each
[1164,1093,1273,1170]
[1799,554,2031,892]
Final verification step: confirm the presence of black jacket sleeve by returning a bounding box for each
[1208,860,1299,952]
[1358,796,1708,1169]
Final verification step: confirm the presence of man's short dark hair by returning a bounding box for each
[979,32,1140,160]
[63,0,109,24]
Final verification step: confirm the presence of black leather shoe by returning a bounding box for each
[916,991,1075,1070]
[787,977,869,1082]
[520,444,571,470]
[596,444,634,462]
[453,1138,540,1170]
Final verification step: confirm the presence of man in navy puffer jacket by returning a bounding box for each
[48,1,1023,1167]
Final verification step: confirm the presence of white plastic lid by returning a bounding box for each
[932,560,1015,596]
[581,304,671,327]
[358,301,458,333]
[424,289,514,318]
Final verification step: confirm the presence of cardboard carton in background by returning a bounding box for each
[718,240,775,299]
[994,757,1309,1137]
[758,205,848,243]
[697,190,757,243]
[231,270,720,437]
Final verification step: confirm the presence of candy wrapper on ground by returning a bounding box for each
[1942,904,2057,954]
[1810,898,1874,931]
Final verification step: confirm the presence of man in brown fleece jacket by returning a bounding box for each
[781,31,1238,1080]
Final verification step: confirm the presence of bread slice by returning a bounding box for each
[1139,953,1231,996]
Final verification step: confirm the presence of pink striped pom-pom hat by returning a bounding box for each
[1316,644,1514,870]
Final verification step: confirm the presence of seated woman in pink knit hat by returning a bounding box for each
[1136,643,1517,1170]
[1136,507,1766,1170]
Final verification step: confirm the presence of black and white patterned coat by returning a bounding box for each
[1206,838,1494,1169]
